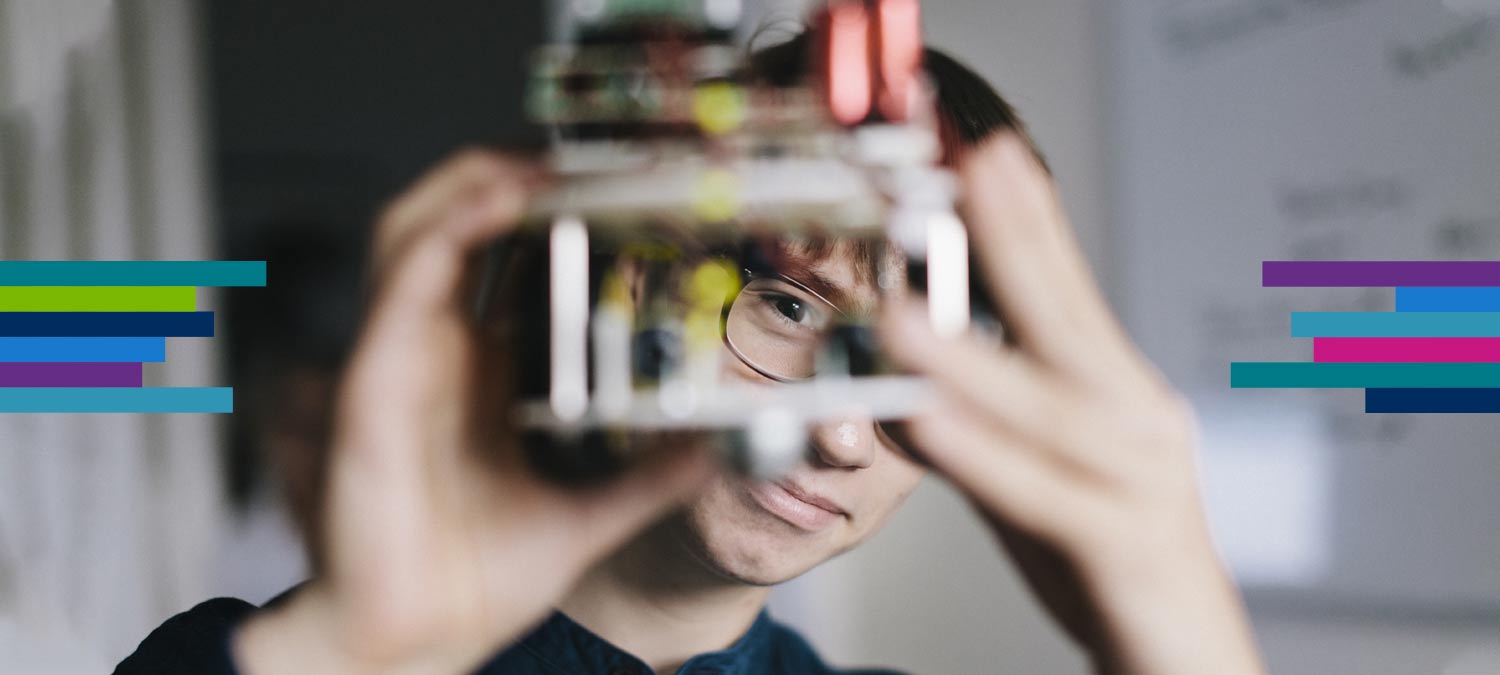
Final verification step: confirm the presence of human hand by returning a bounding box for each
[233,149,714,675]
[879,134,1265,675]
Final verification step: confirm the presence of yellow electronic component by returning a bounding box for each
[686,259,740,309]
[683,259,740,345]
[692,81,747,135]
[598,268,633,313]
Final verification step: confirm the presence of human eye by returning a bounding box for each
[746,281,829,332]
[768,293,808,324]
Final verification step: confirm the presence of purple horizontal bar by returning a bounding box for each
[0,362,142,387]
[1264,261,1500,287]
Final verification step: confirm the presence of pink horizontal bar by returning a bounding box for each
[1314,337,1500,362]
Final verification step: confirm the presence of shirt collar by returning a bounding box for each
[506,608,775,675]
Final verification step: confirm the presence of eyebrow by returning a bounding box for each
[773,249,866,316]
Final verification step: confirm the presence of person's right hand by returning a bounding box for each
[233,149,714,675]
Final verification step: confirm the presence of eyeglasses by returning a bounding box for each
[723,267,850,383]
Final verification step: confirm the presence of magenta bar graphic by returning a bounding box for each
[1264,260,1500,287]
[1314,337,1500,363]
[0,362,142,387]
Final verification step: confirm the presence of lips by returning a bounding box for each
[747,479,847,532]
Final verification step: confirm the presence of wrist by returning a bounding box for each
[233,587,367,675]
[231,585,477,675]
[1079,524,1265,675]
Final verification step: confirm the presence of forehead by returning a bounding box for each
[770,238,901,315]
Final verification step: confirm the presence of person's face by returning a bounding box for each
[664,239,928,586]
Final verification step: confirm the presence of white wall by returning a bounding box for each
[0,1,223,671]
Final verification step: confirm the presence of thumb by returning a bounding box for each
[570,445,718,557]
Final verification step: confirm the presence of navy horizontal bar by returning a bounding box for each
[0,261,265,286]
[0,337,166,362]
[0,312,214,337]
[1365,388,1500,413]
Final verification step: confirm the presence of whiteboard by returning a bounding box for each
[1106,0,1500,613]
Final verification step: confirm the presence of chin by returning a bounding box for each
[669,472,856,586]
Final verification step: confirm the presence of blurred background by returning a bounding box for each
[2,0,1498,672]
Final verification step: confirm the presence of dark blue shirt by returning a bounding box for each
[114,595,909,675]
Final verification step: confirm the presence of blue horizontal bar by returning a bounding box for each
[0,337,166,362]
[0,312,213,337]
[1291,312,1500,337]
[1366,388,1500,413]
[0,261,265,286]
[0,387,233,413]
[1395,287,1500,312]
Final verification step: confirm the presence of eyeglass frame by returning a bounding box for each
[721,265,850,384]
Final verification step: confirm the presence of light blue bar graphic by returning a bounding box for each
[0,261,265,287]
[1291,312,1500,337]
[0,387,233,413]
[1395,287,1500,312]
[0,337,166,362]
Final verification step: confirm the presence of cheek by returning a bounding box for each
[719,345,771,385]
[687,473,765,538]
[847,447,927,529]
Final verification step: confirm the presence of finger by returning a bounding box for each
[903,402,1089,539]
[372,173,538,328]
[339,173,537,451]
[959,134,1139,381]
[373,150,543,279]
[569,446,718,558]
[880,297,1074,452]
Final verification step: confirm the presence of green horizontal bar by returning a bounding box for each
[0,287,195,311]
[0,261,265,286]
[0,387,233,413]
[1231,362,1500,388]
[1291,312,1500,337]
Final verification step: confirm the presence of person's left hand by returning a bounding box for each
[879,133,1265,675]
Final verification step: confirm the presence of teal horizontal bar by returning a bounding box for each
[1291,312,1500,337]
[0,261,265,286]
[0,387,233,412]
[1231,362,1500,388]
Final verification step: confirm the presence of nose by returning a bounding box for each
[808,412,878,469]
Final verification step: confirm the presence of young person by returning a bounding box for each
[116,38,1266,675]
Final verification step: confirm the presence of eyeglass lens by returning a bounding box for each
[724,276,841,381]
